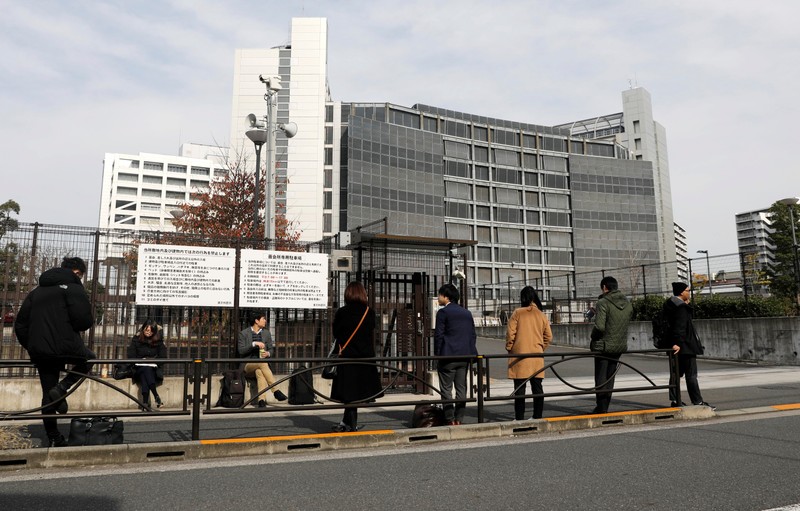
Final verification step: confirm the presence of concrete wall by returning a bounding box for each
[480,317,800,366]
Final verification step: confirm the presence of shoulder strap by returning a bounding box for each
[339,307,369,355]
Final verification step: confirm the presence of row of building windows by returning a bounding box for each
[445,223,572,247]
[443,202,571,227]
[444,181,569,209]
[471,246,573,266]
[444,162,569,189]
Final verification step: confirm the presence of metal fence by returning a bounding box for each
[473,251,773,325]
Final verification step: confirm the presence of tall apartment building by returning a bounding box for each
[675,222,688,280]
[229,18,330,242]
[736,207,775,269]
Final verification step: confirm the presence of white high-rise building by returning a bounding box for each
[556,87,678,288]
[229,18,330,242]
[97,143,228,257]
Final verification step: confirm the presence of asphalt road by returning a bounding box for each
[3,411,800,510]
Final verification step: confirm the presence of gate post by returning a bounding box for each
[412,272,426,394]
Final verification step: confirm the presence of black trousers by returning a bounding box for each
[513,378,544,420]
[342,407,358,430]
[34,349,96,438]
[135,366,160,402]
[594,353,622,413]
[669,354,703,405]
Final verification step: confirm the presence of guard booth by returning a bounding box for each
[342,231,476,393]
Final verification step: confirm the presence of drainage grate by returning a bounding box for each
[408,435,438,442]
[0,459,27,467]
[601,419,624,425]
[655,415,675,421]
[146,451,186,459]
[287,443,321,451]
[512,426,538,434]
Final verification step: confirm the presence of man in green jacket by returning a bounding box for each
[589,276,632,414]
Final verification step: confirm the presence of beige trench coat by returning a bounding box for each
[505,305,553,379]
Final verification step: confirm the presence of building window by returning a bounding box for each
[633,120,640,133]
[324,168,333,188]
[324,148,333,166]
[141,189,162,198]
[422,116,438,132]
[476,226,491,242]
[477,246,493,261]
[116,186,137,196]
[443,120,469,138]
[543,193,569,209]
[444,140,470,160]
[323,191,333,210]
[323,213,332,233]
[325,126,334,144]
[494,207,521,223]
[542,156,567,172]
[526,211,540,225]
[445,160,470,178]
[445,181,472,200]
[542,174,568,189]
[166,191,185,200]
[143,175,162,185]
[475,166,490,181]
[473,145,489,163]
[527,230,541,246]
[214,169,227,178]
[445,201,472,219]
[445,222,472,240]
[475,205,491,221]
[546,251,572,265]
[527,250,542,264]
[473,126,488,142]
[118,173,138,182]
[190,180,209,190]
[144,161,164,171]
[492,128,519,147]
[543,212,571,227]
[524,172,538,186]
[496,227,523,244]
[129,160,140,169]
[475,185,490,202]
[495,188,521,205]
[191,166,210,176]
[634,138,642,151]
[546,231,572,247]
[522,153,538,170]
[493,148,520,167]
[525,191,539,207]
[495,247,524,263]
[325,105,334,123]
[494,168,521,185]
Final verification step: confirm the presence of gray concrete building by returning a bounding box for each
[334,102,665,300]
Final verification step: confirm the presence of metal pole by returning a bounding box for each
[788,208,800,313]
[705,252,713,296]
[252,142,263,236]
[191,358,203,440]
[476,356,485,423]
[264,92,277,241]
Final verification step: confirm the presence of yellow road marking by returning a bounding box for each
[545,407,680,422]
[200,430,395,445]
[772,403,800,411]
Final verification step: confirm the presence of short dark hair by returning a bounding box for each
[61,257,87,275]
[520,286,543,310]
[438,284,460,304]
[344,281,368,306]
[248,311,266,326]
[600,276,618,292]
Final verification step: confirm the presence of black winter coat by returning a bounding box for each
[127,335,168,382]
[15,267,94,361]
[330,304,383,403]
[663,296,704,356]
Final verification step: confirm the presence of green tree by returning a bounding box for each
[765,200,800,301]
[0,199,20,240]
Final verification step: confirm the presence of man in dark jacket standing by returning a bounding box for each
[434,284,477,425]
[589,276,632,414]
[14,257,95,447]
[664,282,714,409]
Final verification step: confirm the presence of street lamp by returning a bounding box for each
[697,250,713,296]
[778,197,800,311]
[247,75,298,242]
[245,120,268,235]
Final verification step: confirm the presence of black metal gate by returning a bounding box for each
[364,271,432,393]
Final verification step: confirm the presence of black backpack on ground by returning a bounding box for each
[217,369,246,408]
[411,404,445,428]
[289,366,316,405]
[651,310,670,349]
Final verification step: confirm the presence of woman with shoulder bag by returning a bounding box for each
[127,319,167,410]
[330,281,383,432]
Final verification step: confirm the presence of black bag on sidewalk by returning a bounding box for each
[217,369,246,408]
[112,363,134,380]
[68,417,124,446]
[411,404,445,428]
[289,366,316,405]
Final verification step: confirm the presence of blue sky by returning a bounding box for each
[1,0,798,256]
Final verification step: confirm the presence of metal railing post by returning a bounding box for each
[670,350,682,406]
[191,358,203,440]
[476,356,485,423]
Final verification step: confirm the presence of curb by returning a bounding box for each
[0,405,735,471]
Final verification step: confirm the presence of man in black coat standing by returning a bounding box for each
[664,282,714,410]
[434,284,478,426]
[15,257,96,447]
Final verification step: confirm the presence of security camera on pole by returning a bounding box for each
[245,75,298,243]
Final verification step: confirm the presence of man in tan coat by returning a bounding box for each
[506,286,552,420]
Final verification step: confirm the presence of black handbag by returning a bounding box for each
[322,307,369,380]
[112,363,134,380]
[68,417,124,446]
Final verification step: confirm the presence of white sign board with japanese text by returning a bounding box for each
[239,249,329,309]
[135,244,235,307]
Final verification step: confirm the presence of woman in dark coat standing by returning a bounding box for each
[127,319,167,410]
[330,281,383,432]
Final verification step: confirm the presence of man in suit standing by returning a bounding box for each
[434,284,478,425]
